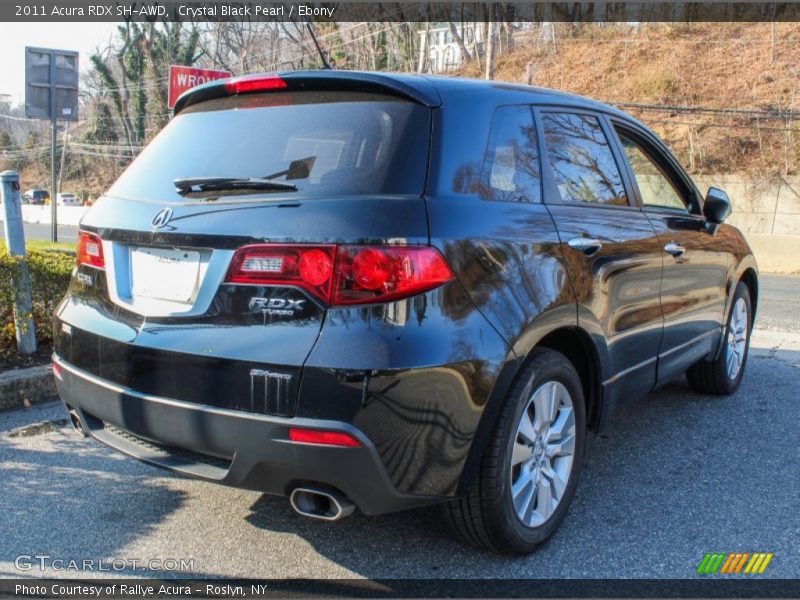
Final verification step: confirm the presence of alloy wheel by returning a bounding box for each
[726,297,748,380]
[510,380,576,527]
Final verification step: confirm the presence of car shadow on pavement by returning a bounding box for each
[241,348,800,578]
[0,425,188,570]
[244,493,506,572]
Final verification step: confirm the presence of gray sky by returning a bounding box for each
[0,22,119,104]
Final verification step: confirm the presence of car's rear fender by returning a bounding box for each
[297,277,511,498]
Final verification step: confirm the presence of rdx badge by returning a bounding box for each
[249,297,306,317]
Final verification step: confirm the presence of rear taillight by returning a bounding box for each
[224,74,287,95]
[225,244,335,303]
[76,231,105,269]
[224,244,453,306]
[333,246,454,305]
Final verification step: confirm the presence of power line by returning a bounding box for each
[644,119,800,133]
[612,102,800,120]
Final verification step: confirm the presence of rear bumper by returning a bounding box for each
[53,354,445,516]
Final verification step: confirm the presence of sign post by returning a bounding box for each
[168,65,232,109]
[25,47,79,243]
[1,171,36,355]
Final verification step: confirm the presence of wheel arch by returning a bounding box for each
[713,256,758,362]
[739,267,759,321]
[536,327,603,431]
[456,324,606,496]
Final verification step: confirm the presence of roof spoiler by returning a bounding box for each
[173,71,442,114]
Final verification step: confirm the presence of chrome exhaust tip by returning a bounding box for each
[290,487,355,521]
[68,409,88,437]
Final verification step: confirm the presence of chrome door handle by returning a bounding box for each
[568,237,603,256]
[664,242,686,257]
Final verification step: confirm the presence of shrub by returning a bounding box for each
[0,245,74,360]
[633,69,682,101]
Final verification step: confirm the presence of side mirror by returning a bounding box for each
[703,187,731,224]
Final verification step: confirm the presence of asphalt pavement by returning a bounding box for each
[0,278,798,579]
[1,222,79,243]
[756,274,800,332]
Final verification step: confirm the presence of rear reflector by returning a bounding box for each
[225,244,453,307]
[52,362,62,380]
[288,428,361,448]
[224,74,287,95]
[76,231,105,269]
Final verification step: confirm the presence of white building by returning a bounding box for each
[417,23,484,73]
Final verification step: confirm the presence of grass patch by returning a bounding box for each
[0,244,74,364]
[26,239,77,254]
[632,69,683,101]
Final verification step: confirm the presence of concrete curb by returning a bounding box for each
[0,365,57,411]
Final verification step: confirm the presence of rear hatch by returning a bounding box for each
[56,79,434,417]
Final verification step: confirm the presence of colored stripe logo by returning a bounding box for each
[697,552,773,575]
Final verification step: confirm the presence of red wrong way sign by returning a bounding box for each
[168,65,232,109]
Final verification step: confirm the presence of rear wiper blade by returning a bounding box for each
[174,177,297,195]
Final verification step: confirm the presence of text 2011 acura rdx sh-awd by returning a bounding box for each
[53,71,757,554]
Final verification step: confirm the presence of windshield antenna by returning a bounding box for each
[306,23,333,70]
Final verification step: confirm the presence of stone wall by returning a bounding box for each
[693,175,800,274]
[693,175,800,237]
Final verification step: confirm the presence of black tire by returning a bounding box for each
[443,348,586,554]
[687,281,752,395]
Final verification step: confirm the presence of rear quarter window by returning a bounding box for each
[107,91,431,202]
[452,105,541,203]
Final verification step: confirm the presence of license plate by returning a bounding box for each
[130,247,200,303]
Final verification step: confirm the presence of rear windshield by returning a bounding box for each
[108,91,431,202]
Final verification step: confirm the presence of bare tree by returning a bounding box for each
[485,12,496,80]
[448,22,473,63]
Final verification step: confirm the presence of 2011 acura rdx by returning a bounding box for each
[54,71,757,554]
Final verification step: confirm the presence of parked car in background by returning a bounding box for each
[57,192,83,206]
[22,189,50,205]
[53,72,758,554]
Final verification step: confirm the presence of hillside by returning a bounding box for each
[458,22,800,175]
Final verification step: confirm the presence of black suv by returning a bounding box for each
[54,72,757,554]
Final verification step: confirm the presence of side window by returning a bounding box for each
[477,106,541,203]
[541,112,628,207]
[617,132,689,212]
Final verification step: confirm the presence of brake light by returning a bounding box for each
[76,231,105,269]
[224,74,287,95]
[288,428,361,448]
[333,246,454,305]
[225,244,454,306]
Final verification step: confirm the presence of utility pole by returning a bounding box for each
[58,123,69,194]
[49,53,58,242]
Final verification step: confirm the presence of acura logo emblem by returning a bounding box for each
[151,208,173,229]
